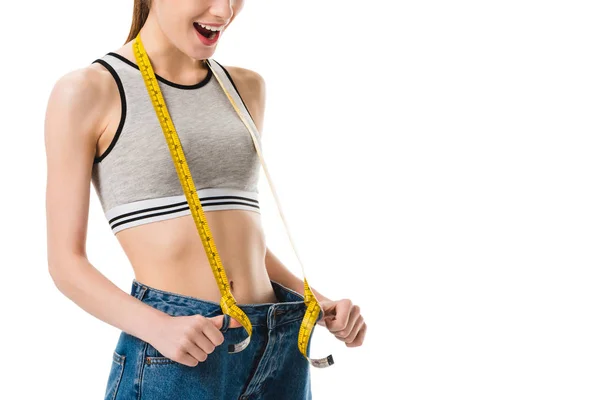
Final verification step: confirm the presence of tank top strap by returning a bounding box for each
[90,52,140,95]
[92,52,127,72]
[207,59,261,146]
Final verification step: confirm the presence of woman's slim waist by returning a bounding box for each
[132,256,278,304]
[130,278,308,328]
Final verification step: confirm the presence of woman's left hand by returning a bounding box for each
[316,299,366,347]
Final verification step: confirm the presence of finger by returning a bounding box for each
[327,302,357,334]
[317,314,337,327]
[325,300,353,333]
[208,314,227,330]
[336,315,364,343]
[183,337,209,363]
[200,316,226,346]
[178,351,201,367]
[208,314,243,330]
[347,322,367,348]
[191,331,217,356]
[332,306,361,338]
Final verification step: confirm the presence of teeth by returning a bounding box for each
[197,23,223,32]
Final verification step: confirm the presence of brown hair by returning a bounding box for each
[125,0,151,44]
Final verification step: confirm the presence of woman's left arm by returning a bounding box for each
[227,67,366,347]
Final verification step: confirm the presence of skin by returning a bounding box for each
[45,0,366,366]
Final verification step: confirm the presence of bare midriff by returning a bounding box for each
[115,209,278,305]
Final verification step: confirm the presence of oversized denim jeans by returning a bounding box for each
[104,279,322,400]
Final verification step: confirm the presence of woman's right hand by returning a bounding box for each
[149,314,242,367]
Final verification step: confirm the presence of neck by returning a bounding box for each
[137,12,207,84]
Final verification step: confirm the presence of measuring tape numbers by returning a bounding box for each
[133,33,333,368]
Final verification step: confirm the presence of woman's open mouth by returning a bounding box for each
[194,22,221,45]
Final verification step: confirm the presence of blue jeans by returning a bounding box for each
[104,279,322,400]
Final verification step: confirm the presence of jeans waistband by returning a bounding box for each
[130,278,311,329]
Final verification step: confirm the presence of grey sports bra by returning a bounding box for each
[90,52,261,234]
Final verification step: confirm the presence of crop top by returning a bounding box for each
[90,52,261,234]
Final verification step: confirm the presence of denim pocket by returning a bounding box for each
[144,341,179,365]
[104,351,125,400]
[141,342,212,399]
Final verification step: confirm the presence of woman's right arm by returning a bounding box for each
[44,65,169,344]
[44,66,233,366]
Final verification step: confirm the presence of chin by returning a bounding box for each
[189,48,216,61]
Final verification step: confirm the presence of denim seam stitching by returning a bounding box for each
[145,357,177,364]
[134,281,222,306]
[274,315,304,327]
[256,329,285,398]
[134,279,304,306]
[112,351,125,365]
[271,279,305,301]
[244,329,276,396]
[238,333,269,398]
[137,341,148,400]
[109,352,126,400]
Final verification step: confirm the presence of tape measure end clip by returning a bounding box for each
[228,335,251,354]
[308,354,335,368]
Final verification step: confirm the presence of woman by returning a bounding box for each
[44,0,366,399]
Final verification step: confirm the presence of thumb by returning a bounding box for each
[320,301,336,318]
[207,314,243,330]
[318,314,336,328]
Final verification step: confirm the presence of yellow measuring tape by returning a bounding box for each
[133,33,333,368]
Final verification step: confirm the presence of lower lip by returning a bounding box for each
[195,27,221,46]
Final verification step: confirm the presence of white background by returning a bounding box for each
[1,0,599,399]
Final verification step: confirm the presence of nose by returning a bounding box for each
[209,0,234,24]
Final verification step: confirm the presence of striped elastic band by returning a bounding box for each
[104,187,260,234]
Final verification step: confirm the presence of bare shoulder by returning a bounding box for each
[48,64,114,110]
[224,65,266,92]
[218,64,266,133]
[45,64,115,141]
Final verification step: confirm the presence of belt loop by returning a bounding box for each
[219,314,231,333]
[267,306,277,330]
[134,281,148,301]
